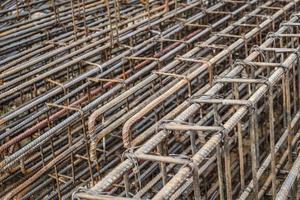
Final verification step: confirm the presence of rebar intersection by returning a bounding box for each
[1,0,300,199]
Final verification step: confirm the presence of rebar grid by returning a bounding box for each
[77,1,300,199]
[1,0,300,199]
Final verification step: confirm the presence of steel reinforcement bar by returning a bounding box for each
[2,0,300,199]
[76,1,300,199]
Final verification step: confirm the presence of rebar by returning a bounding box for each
[2,0,300,199]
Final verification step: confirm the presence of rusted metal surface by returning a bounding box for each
[1,0,300,199]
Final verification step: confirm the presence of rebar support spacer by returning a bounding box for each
[45,78,67,94]
[82,60,103,73]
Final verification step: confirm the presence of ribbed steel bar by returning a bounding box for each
[0,0,190,198]
[89,0,264,152]
[87,0,258,160]
[275,152,300,200]
[0,0,202,126]
[119,0,291,150]
[0,2,141,72]
[152,19,300,200]
[0,2,164,92]
[3,0,300,199]
[85,1,299,198]
[0,1,231,198]
[0,0,212,161]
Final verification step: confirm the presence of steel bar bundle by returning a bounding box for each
[1,0,300,199]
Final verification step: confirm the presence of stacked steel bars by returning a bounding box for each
[1,0,300,199]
